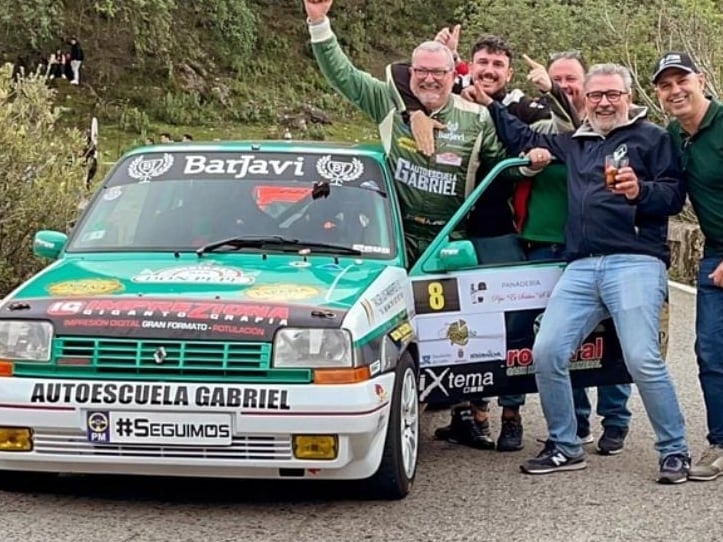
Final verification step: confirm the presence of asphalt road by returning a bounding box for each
[1,286,720,542]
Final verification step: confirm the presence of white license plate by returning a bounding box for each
[86,411,233,446]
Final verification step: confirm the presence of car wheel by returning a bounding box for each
[366,351,419,499]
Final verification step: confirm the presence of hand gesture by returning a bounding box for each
[522,54,552,93]
[410,111,446,157]
[304,0,333,23]
[610,166,640,200]
[524,148,552,170]
[434,24,461,57]
[709,260,723,288]
[471,79,493,106]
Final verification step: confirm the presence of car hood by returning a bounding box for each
[1,253,389,341]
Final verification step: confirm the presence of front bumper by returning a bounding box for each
[0,375,395,481]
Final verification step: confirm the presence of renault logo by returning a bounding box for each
[153,346,168,365]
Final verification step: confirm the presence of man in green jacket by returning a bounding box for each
[303,0,509,266]
[654,51,723,482]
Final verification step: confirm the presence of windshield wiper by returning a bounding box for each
[196,235,362,256]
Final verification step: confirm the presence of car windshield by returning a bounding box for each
[67,150,396,259]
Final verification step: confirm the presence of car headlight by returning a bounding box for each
[273,328,353,368]
[0,320,53,362]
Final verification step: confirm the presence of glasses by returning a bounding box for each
[411,67,452,79]
[585,90,628,103]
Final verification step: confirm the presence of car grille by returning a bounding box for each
[33,429,293,460]
[13,337,312,383]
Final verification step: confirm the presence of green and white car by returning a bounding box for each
[0,142,638,499]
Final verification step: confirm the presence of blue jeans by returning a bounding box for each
[532,255,688,459]
[525,243,632,428]
[696,257,723,446]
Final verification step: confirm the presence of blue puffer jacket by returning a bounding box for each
[488,102,686,266]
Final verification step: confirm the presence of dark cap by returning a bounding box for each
[652,51,700,84]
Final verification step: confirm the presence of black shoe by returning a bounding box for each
[434,405,495,450]
[596,426,628,455]
[657,453,690,484]
[520,440,587,475]
[497,417,524,452]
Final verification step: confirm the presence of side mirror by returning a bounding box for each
[436,240,477,271]
[33,231,68,260]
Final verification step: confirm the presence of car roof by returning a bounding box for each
[125,140,386,160]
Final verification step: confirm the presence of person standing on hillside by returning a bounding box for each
[69,37,84,85]
[653,52,723,482]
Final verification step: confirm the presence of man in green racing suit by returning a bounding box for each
[303,0,510,265]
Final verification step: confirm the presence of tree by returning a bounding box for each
[0,65,87,296]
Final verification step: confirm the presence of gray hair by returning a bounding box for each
[585,63,633,92]
[412,41,455,70]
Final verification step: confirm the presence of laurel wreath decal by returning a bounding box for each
[316,155,364,185]
[128,153,174,182]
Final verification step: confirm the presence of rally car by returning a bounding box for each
[0,141,643,499]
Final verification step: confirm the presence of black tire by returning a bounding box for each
[365,351,419,500]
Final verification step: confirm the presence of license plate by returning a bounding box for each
[86,411,233,446]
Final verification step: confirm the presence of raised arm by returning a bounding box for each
[306,0,396,124]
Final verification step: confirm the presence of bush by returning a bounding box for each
[0,65,87,296]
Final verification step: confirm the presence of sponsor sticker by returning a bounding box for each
[102,186,123,201]
[47,278,124,297]
[244,283,322,301]
[132,264,256,285]
[435,152,463,167]
[316,155,364,185]
[86,410,233,446]
[128,153,174,182]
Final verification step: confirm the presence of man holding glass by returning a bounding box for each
[474,63,691,484]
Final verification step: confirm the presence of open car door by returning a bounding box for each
[409,158,669,407]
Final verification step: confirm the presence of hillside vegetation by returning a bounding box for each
[1,0,722,293]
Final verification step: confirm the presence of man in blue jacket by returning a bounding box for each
[475,63,691,484]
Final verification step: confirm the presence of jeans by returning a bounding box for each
[696,257,723,446]
[532,254,688,459]
[525,242,632,428]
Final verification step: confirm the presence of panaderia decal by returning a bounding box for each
[183,154,305,178]
[47,279,124,297]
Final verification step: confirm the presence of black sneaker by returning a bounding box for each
[596,426,628,455]
[434,405,495,450]
[657,453,690,484]
[497,417,524,452]
[520,440,587,475]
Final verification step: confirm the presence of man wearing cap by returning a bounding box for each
[654,51,723,482]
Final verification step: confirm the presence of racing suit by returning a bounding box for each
[308,17,507,264]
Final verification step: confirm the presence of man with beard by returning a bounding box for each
[523,51,633,457]
[653,52,723,482]
[476,63,690,484]
[302,0,523,265]
[389,33,577,453]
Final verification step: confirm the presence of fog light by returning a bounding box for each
[0,428,32,451]
[292,435,337,459]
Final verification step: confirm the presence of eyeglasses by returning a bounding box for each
[585,90,628,103]
[411,67,453,79]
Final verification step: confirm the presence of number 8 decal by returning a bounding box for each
[428,281,445,311]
